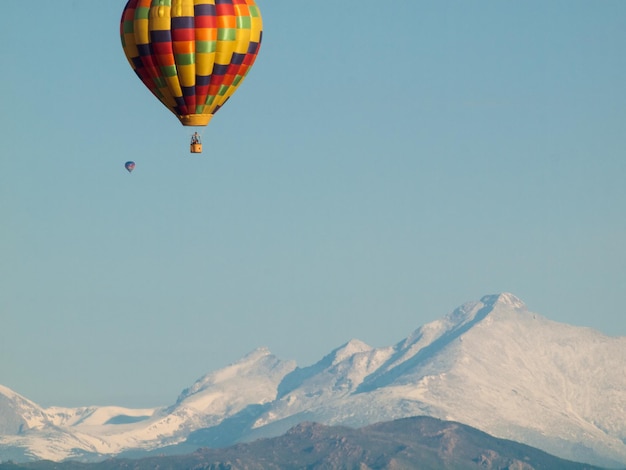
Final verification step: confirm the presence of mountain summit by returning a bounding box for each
[1,293,624,467]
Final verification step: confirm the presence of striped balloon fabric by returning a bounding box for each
[120,0,263,127]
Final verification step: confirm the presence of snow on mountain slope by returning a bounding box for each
[275,339,392,400]
[0,385,51,434]
[46,406,156,427]
[0,348,296,462]
[238,339,397,437]
[367,293,626,467]
[213,293,626,468]
[1,293,624,467]
[174,347,296,420]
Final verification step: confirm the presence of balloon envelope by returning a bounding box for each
[125,161,136,173]
[120,0,263,127]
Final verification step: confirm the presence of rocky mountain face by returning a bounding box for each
[1,293,625,468]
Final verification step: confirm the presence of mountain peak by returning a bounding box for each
[2,294,625,468]
[175,348,296,405]
[442,293,528,331]
[480,293,527,310]
[239,346,273,363]
[330,339,373,364]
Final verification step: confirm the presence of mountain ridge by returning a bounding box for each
[1,293,624,467]
[0,416,613,470]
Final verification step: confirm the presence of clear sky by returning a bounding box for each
[1,1,625,408]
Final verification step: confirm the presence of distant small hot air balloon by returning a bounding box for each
[125,161,136,173]
[120,0,263,154]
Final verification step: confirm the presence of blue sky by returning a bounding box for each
[1,1,625,408]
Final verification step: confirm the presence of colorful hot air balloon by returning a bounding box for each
[125,161,136,172]
[120,0,263,140]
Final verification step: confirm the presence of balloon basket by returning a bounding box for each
[190,143,203,153]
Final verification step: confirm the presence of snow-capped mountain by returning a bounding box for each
[1,293,625,468]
